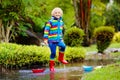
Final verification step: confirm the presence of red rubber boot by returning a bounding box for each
[58,52,68,64]
[49,60,55,72]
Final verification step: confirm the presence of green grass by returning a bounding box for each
[109,42,120,48]
[83,62,120,80]
[84,45,97,52]
[84,42,120,52]
[83,42,120,80]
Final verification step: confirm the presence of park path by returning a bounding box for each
[85,48,120,60]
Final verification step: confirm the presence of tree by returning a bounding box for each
[0,0,25,42]
[104,3,120,31]
[89,0,106,43]
[72,0,92,46]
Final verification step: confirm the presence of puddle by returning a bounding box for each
[0,60,115,80]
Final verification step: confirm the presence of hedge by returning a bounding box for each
[0,43,86,69]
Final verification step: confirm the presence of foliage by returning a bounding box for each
[65,47,86,62]
[89,0,106,39]
[45,0,75,28]
[114,0,120,4]
[23,0,49,32]
[104,3,120,31]
[0,0,30,42]
[83,62,120,80]
[112,32,120,43]
[64,27,84,47]
[0,43,50,68]
[0,43,85,69]
[89,14,105,38]
[0,0,25,21]
[101,0,109,4]
[23,0,75,32]
[0,0,75,43]
[92,0,106,16]
[93,26,115,53]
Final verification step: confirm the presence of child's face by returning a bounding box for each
[53,10,62,19]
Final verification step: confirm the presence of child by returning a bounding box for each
[43,7,68,72]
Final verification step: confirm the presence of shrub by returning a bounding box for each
[0,43,86,69]
[112,32,120,43]
[64,27,84,47]
[93,26,115,53]
[65,47,86,62]
[104,4,120,31]
[0,43,50,69]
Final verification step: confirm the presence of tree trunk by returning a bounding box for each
[72,0,81,28]
[0,20,14,43]
[72,0,92,46]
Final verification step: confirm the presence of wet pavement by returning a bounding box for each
[0,65,83,80]
[85,48,120,60]
[0,60,115,80]
[1,48,119,80]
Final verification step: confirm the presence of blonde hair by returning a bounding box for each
[51,7,63,16]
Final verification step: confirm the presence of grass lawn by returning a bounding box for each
[84,42,120,52]
[83,42,120,80]
[83,61,120,80]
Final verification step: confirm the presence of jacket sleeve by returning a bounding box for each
[43,22,51,41]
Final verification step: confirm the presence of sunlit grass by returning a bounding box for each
[83,42,120,80]
[84,42,120,52]
[84,44,97,52]
[109,42,120,48]
[83,62,120,80]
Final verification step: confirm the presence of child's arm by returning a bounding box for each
[43,22,51,45]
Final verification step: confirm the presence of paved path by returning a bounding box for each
[85,48,120,60]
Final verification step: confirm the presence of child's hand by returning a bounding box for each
[44,40,48,46]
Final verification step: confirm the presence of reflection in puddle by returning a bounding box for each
[18,66,82,79]
[0,60,115,80]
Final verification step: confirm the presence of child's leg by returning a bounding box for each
[57,41,68,64]
[58,41,66,53]
[49,42,57,60]
[48,42,57,72]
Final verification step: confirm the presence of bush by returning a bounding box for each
[112,32,120,43]
[0,43,50,69]
[64,27,84,47]
[0,43,86,69]
[104,4,120,31]
[93,26,115,53]
[65,47,86,62]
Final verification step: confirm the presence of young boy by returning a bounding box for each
[43,7,68,72]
